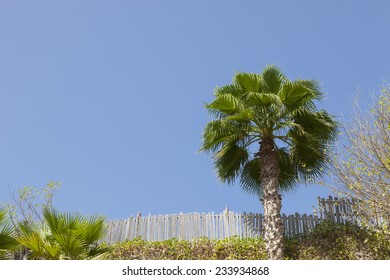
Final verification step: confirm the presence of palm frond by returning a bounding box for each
[206,94,243,115]
[214,144,249,183]
[18,218,47,241]
[240,159,261,196]
[303,110,339,142]
[201,119,253,153]
[42,207,63,234]
[41,240,61,259]
[0,232,19,250]
[0,207,7,225]
[279,80,322,111]
[17,232,45,259]
[214,84,243,97]
[261,65,285,93]
[225,109,255,123]
[86,244,111,259]
[246,92,283,107]
[287,111,336,183]
[54,233,85,259]
[0,207,19,250]
[277,148,300,191]
[81,215,107,244]
[233,72,263,92]
[296,79,323,97]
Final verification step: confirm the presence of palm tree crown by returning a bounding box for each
[201,65,338,195]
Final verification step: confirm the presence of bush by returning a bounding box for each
[367,225,390,259]
[284,221,390,260]
[105,236,267,260]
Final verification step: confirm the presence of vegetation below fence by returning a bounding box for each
[105,236,267,260]
[284,221,390,260]
[105,221,390,260]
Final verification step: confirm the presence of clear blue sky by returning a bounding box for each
[1,1,389,219]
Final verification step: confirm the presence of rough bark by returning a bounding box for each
[259,137,284,260]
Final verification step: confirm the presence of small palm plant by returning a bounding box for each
[17,207,110,260]
[0,206,19,259]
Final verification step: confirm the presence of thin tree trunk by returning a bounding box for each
[259,137,284,260]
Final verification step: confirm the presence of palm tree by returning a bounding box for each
[17,207,110,260]
[0,206,19,259]
[200,65,338,259]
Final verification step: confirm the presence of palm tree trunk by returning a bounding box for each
[259,137,284,260]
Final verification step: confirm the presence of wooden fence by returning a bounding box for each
[317,195,390,226]
[105,209,319,244]
[317,196,359,224]
[104,196,373,244]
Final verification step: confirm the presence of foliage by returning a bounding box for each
[1,181,112,259]
[329,85,390,226]
[200,65,338,194]
[284,221,390,260]
[0,206,19,259]
[369,225,390,259]
[105,236,267,260]
[16,207,111,260]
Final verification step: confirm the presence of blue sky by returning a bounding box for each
[0,1,389,219]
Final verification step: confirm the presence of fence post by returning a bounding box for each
[334,197,340,223]
[224,206,229,239]
[242,212,247,238]
[178,212,184,240]
[135,212,141,238]
[328,195,335,222]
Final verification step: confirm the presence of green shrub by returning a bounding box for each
[366,225,390,259]
[105,222,390,260]
[284,221,390,260]
[105,236,267,260]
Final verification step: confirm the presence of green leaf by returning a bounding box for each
[233,72,263,92]
[215,144,249,183]
[207,94,242,114]
[261,65,285,93]
[247,92,282,106]
[240,159,261,196]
